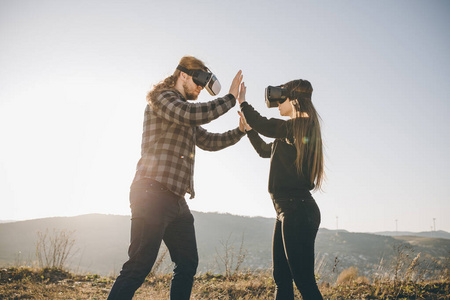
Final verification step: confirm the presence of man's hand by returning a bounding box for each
[229,70,243,99]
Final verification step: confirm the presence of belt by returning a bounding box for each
[131,178,169,192]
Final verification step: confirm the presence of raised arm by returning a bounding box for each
[237,82,290,139]
[240,102,289,138]
[150,70,243,127]
[246,129,272,158]
[151,90,236,127]
[238,110,271,158]
[195,126,245,151]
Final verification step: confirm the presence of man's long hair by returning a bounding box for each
[146,56,207,104]
[285,79,324,191]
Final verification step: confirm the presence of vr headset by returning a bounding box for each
[177,65,221,96]
[265,85,289,108]
[265,85,311,108]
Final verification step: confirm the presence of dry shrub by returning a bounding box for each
[355,275,370,284]
[35,229,77,270]
[336,266,358,285]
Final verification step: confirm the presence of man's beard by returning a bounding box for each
[183,81,199,100]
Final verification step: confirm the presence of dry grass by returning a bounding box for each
[1,267,449,299]
[0,267,111,299]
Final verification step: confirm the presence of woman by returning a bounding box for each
[238,79,324,300]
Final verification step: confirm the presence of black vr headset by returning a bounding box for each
[265,85,289,108]
[176,65,221,96]
[265,85,311,108]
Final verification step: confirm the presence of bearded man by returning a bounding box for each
[107,56,245,300]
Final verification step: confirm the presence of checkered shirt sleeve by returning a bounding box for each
[196,126,245,151]
[133,89,241,199]
[152,90,236,126]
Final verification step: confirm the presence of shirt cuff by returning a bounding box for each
[225,93,236,106]
[245,129,256,136]
[240,101,249,110]
[236,127,246,136]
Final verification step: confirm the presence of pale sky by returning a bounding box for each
[1,0,449,233]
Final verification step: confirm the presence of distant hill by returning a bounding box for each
[374,230,450,240]
[1,213,449,280]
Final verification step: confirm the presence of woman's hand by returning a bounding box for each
[229,70,243,99]
[237,82,246,104]
[238,111,252,132]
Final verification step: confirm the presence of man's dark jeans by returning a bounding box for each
[272,196,323,300]
[107,179,198,300]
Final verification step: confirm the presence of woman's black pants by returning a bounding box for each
[272,196,323,300]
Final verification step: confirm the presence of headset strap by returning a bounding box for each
[176,65,195,75]
[177,64,211,75]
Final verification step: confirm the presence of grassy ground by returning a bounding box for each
[1,267,449,299]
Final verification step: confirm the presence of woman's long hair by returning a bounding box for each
[285,79,324,191]
[146,56,207,104]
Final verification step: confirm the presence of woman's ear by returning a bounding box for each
[290,99,301,118]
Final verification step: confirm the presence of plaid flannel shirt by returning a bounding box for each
[133,89,245,198]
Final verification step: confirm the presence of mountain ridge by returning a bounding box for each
[2,214,448,238]
[1,213,448,279]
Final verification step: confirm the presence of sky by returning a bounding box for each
[1,0,449,233]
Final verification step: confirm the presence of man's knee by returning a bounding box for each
[174,258,198,278]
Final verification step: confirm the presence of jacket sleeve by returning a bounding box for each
[195,126,245,151]
[240,102,289,139]
[151,90,236,127]
[246,129,272,158]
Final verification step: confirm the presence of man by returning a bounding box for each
[107,56,245,299]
